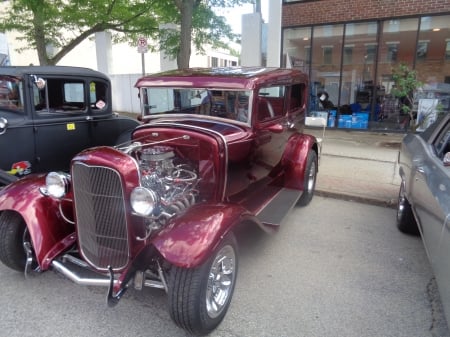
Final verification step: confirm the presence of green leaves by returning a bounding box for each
[0,0,253,67]
[390,63,424,131]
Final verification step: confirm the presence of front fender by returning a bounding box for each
[0,174,74,269]
[152,203,252,268]
[280,133,317,190]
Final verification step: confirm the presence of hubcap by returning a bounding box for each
[206,244,236,319]
[397,184,405,222]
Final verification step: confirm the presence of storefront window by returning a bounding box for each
[309,24,343,113]
[375,18,419,129]
[282,26,312,73]
[281,14,450,131]
[415,15,450,124]
[340,21,378,122]
[416,15,450,83]
[446,41,450,60]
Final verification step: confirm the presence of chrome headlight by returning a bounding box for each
[130,187,159,216]
[45,172,70,198]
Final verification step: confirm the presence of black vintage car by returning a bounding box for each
[0,66,139,185]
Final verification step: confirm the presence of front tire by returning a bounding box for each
[168,232,238,336]
[0,211,28,271]
[396,182,419,235]
[297,150,318,206]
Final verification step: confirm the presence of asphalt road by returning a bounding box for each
[0,196,448,337]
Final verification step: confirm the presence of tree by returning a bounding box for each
[390,63,423,131]
[0,0,253,68]
[161,0,253,69]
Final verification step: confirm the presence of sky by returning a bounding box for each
[215,0,269,34]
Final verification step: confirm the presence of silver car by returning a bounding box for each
[397,112,450,326]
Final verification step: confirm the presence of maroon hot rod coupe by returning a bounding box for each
[0,67,318,335]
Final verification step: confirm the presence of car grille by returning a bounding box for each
[72,162,129,270]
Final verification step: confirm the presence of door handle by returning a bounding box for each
[416,166,425,174]
[0,117,8,135]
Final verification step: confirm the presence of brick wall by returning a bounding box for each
[282,0,450,27]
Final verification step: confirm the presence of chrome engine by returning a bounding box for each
[127,143,199,232]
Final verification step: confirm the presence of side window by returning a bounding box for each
[0,76,23,111]
[257,86,286,122]
[90,81,108,111]
[34,78,86,113]
[434,122,450,159]
[290,83,305,110]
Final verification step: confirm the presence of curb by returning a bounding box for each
[315,189,398,209]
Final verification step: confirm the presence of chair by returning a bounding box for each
[305,116,327,162]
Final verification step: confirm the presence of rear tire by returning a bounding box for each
[297,150,317,206]
[0,211,28,271]
[396,182,419,235]
[168,232,238,336]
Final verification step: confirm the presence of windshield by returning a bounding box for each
[0,76,23,112]
[140,88,252,124]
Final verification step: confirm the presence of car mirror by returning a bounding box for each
[0,117,8,135]
[31,75,46,90]
[443,152,450,166]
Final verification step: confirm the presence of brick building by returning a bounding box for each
[281,0,450,130]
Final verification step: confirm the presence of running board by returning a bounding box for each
[256,188,301,226]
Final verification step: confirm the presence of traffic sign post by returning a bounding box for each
[137,37,148,76]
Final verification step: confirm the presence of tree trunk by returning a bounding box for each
[177,0,195,69]
[32,10,52,65]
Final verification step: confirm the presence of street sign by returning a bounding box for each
[137,37,148,53]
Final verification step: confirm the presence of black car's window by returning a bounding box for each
[34,78,86,113]
[89,81,108,111]
[0,76,23,111]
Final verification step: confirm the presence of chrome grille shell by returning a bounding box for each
[72,162,130,270]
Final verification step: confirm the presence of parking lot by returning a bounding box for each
[0,196,448,337]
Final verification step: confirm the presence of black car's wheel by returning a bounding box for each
[168,232,238,336]
[0,211,28,271]
[396,182,419,235]
[297,150,318,206]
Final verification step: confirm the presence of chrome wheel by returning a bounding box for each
[206,244,236,319]
[396,183,406,223]
[168,232,238,335]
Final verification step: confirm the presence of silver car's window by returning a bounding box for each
[434,123,450,158]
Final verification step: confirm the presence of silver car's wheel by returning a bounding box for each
[396,182,419,235]
[168,232,238,335]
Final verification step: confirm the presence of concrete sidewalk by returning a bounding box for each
[306,127,406,208]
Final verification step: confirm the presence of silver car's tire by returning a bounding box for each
[168,232,238,335]
[396,182,419,235]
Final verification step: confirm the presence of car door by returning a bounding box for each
[0,75,36,178]
[32,76,91,172]
[410,121,450,313]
